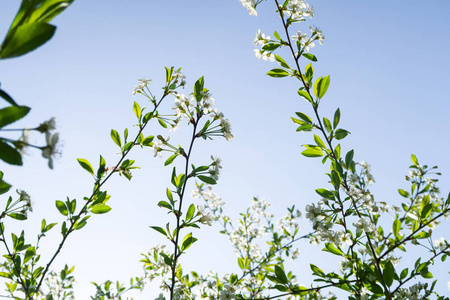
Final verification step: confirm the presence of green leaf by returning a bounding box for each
[333,108,340,128]
[181,232,197,251]
[55,200,68,216]
[301,147,323,157]
[0,89,18,106]
[267,68,289,78]
[335,129,350,140]
[97,155,106,179]
[194,76,204,101]
[273,31,281,40]
[345,150,354,168]
[314,134,326,149]
[274,265,288,284]
[90,204,111,214]
[0,106,30,128]
[411,154,418,165]
[323,117,332,133]
[398,189,409,198]
[186,204,195,221]
[164,154,178,166]
[157,201,172,210]
[110,129,121,147]
[197,175,217,185]
[295,112,312,124]
[315,188,334,200]
[274,55,290,69]
[262,43,280,51]
[383,261,395,287]
[296,124,313,132]
[400,268,408,280]
[149,226,167,237]
[1,23,56,59]
[317,75,330,99]
[302,53,317,61]
[77,158,94,176]
[0,140,22,165]
[158,118,167,128]
[392,219,401,238]
[8,213,27,220]
[323,243,343,256]
[297,89,313,103]
[133,101,141,120]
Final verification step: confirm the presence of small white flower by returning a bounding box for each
[433,237,447,251]
[41,133,59,169]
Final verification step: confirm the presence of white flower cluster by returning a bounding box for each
[17,189,33,216]
[209,156,222,180]
[353,217,376,235]
[152,135,169,158]
[210,109,233,141]
[220,284,236,300]
[197,205,213,226]
[239,0,257,16]
[433,237,448,252]
[37,117,59,169]
[132,78,152,96]
[44,271,75,300]
[276,211,301,235]
[393,283,427,300]
[252,30,275,62]
[192,185,225,212]
[173,94,195,119]
[283,0,314,20]
[143,244,171,281]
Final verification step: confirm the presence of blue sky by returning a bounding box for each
[1,1,450,298]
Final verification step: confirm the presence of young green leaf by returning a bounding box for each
[302,53,317,61]
[55,200,68,216]
[333,108,340,128]
[77,158,94,176]
[297,90,313,103]
[267,68,289,78]
[110,129,121,147]
[90,204,111,214]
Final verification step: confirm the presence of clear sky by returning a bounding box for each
[1,1,450,298]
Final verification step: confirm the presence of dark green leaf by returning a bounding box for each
[149,226,167,236]
[274,265,288,284]
[8,213,27,220]
[383,261,395,286]
[302,53,317,61]
[315,188,334,200]
[157,201,172,210]
[197,175,217,185]
[0,140,22,165]
[0,89,18,106]
[0,106,30,128]
[335,129,350,140]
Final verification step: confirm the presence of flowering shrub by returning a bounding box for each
[0,1,449,300]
